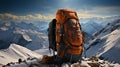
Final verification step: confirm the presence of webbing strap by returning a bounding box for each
[66,25,68,41]
[57,23,65,58]
[68,19,75,41]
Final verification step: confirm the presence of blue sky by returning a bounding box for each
[0,0,120,20]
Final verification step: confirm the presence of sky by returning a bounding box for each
[0,0,120,20]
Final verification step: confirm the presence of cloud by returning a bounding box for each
[0,13,55,22]
[77,6,120,18]
[87,6,119,15]
[0,13,95,21]
[77,13,94,18]
[77,13,113,18]
[0,7,120,22]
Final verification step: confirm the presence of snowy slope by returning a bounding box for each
[81,21,104,35]
[3,48,120,67]
[13,27,48,50]
[0,44,42,65]
[86,19,120,63]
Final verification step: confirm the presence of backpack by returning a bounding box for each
[48,19,57,51]
[55,9,83,58]
[42,9,84,64]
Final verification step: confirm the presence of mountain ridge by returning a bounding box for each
[86,19,120,63]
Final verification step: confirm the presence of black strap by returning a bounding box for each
[57,23,65,58]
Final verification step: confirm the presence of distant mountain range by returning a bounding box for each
[0,16,120,50]
[0,16,120,66]
[80,16,120,35]
[0,21,48,50]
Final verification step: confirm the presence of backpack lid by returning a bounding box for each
[56,9,79,23]
[56,9,76,14]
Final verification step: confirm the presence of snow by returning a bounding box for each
[0,21,48,50]
[25,30,48,50]
[0,44,42,65]
[86,19,120,63]
[0,26,9,31]
[81,21,103,35]
[34,48,51,55]
[3,48,120,67]
[0,16,120,67]
[98,30,120,56]
[14,28,32,42]
[0,43,119,67]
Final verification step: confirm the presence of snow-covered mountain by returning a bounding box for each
[0,19,120,66]
[33,21,49,33]
[2,47,120,67]
[81,21,103,35]
[0,16,119,50]
[0,44,42,65]
[86,19,120,63]
[0,21,48,50]
[80,16,120,35]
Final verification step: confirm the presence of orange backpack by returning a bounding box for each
[55,9,83,58]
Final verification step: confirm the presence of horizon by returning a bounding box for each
[0,0,120,21]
